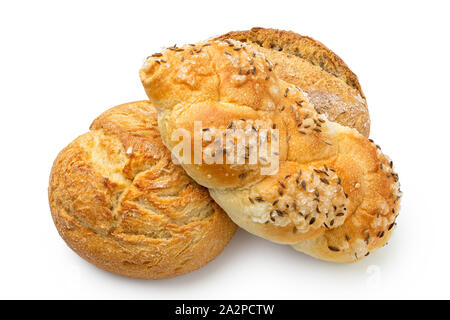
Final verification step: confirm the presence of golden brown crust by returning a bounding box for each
[214,28,370,137]
[140,41,401,263]
[48,101,237,279]
[215,27,363,95]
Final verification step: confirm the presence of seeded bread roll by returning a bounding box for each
[140,41,401,263]
[215,27,370,137]
[48,101,237,279]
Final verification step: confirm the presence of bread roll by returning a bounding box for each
[140,41,401,263]
[48,101,237,279]
[215,28,370,137]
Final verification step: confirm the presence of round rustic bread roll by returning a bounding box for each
[215,28,370,137]
[48,101,237,279]
[140,40,401,263]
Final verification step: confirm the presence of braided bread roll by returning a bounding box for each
[49,101,236,279]
[215,28,370,137]
[140,41,401,263]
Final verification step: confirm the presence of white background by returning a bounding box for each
[1,0,449,299]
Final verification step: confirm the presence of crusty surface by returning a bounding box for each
[215,28,370,137]
[48,101,237,279]
[140,41,401,263]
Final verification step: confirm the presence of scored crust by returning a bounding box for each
[140,41,401,263]
[215,27,370,137]
[48,101,237,279]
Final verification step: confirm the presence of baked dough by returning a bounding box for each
[215,28,370,137]
[48,101,237,278]
[140,41,401,263]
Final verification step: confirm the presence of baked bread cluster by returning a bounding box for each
[140,29,401,263]
[49,101,236,279]
[49,28,400,279]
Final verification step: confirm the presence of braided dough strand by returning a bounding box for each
[140,41,401,263]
